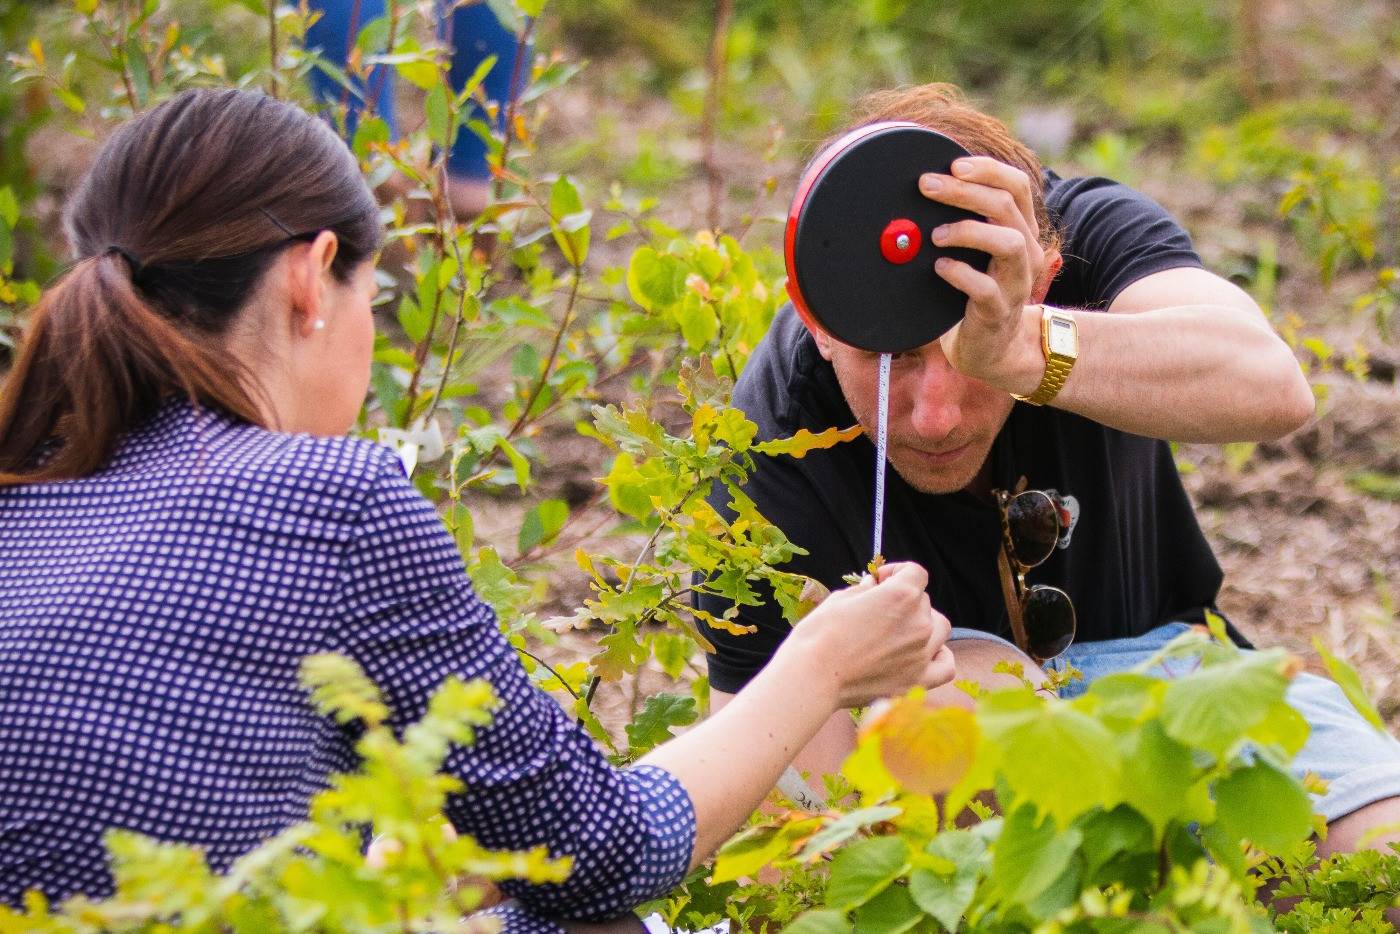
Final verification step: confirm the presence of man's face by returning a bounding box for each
[817,334,1014,494]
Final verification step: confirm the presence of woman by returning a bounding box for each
[0,89,955,928]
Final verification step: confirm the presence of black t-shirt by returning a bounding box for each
[700,172,1243,694]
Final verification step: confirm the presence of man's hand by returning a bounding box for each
[919,156,1047,394]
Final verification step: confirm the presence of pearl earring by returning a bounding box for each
[313,319,326,331]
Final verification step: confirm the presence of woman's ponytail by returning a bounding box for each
[0,249,262,483]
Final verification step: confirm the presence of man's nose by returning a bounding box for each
[905,355,963,440]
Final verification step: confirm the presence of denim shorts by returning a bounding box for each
[949,622,1400,822]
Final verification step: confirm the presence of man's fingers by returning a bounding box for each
[950,156,1039,242]
[933,257,1005,309]
[932,219,1031,266]
[919,170,1034,243]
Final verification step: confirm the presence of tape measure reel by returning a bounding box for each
[784,122,991,354]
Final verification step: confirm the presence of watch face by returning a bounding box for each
[1047,316,1077,357]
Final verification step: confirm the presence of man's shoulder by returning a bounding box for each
[734,304,846,438]
[1040,169,1202,309]
[1043,171,1159,224]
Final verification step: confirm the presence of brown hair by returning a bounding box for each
[0,88,382,485]
[839,83,1060,251]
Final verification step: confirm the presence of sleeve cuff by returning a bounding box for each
[625,763,698,899]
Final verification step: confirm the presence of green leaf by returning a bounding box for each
[455,54,498,107]
[0,188,19,229]
[979,693,1120,828]
[549,175,591,266]
[1348,471,1400,502]
[56,86,85,114]
[989,804,1082,908]
[124,37,151,107]
[1159,649,1292,758]
[496,437,531,491]
[780,910,851,934]
[711,817,822,885]
[625,693,698,753]
[1118,720,1204,836]
[852,882,922,934]
[797,806,903,862]
[1213,759,1314,854]
[354,15,390,53]
[517,498,567,553]
[626,246,686,311]
[1311,637,1387,732]
[483,0,522,33]
[520,60,581,105]
[1076,805,1154,880]
[824,836,910,912]
[397,296,432,343]
[425,82,452,148]
[909,831,986,930]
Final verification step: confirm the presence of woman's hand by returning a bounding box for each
[783,562,955,709]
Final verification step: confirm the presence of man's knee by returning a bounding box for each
[924,637,1050,711]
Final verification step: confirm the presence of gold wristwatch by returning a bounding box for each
[1013,305,1077,407]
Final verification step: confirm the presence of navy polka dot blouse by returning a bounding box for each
[0,400,695,929]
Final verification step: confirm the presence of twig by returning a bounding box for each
[517,647,583,701]
[700,0,734,231]
[340,0,365,115]
[367,0,399,117]
[509,490,612,567]
[582,587,696,710]
[95,4,140,112]
[267,0,280,98]
[580,479,706,711]
[503,268,582,442]
[490,15,537,206]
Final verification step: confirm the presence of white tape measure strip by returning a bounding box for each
[873,352,891,561]
[776,354,892,816]
[777,765,827,812]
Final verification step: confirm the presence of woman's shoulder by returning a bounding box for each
[123,399,413,523]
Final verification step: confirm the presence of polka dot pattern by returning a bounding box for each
[0,400,696,928]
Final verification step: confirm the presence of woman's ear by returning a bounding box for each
[287,230,340,338]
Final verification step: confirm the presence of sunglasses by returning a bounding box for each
[993,486,1077,663]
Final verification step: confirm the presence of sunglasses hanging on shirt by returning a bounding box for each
[993,483,1078,662]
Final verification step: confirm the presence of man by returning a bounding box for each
[699,83,1400,864]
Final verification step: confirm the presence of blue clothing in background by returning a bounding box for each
[305,0,526,179]
[0,400,694,927]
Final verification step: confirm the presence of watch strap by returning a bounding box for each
[1012,306,1076,407]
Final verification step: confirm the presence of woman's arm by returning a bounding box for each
[642,563,955,869]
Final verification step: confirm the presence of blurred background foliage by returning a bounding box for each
[2,0,1400,925]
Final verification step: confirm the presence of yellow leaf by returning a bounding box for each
[29,39,43,68]
[692,606,757,638]
[861,695,979,797]
[751,424,863,459]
